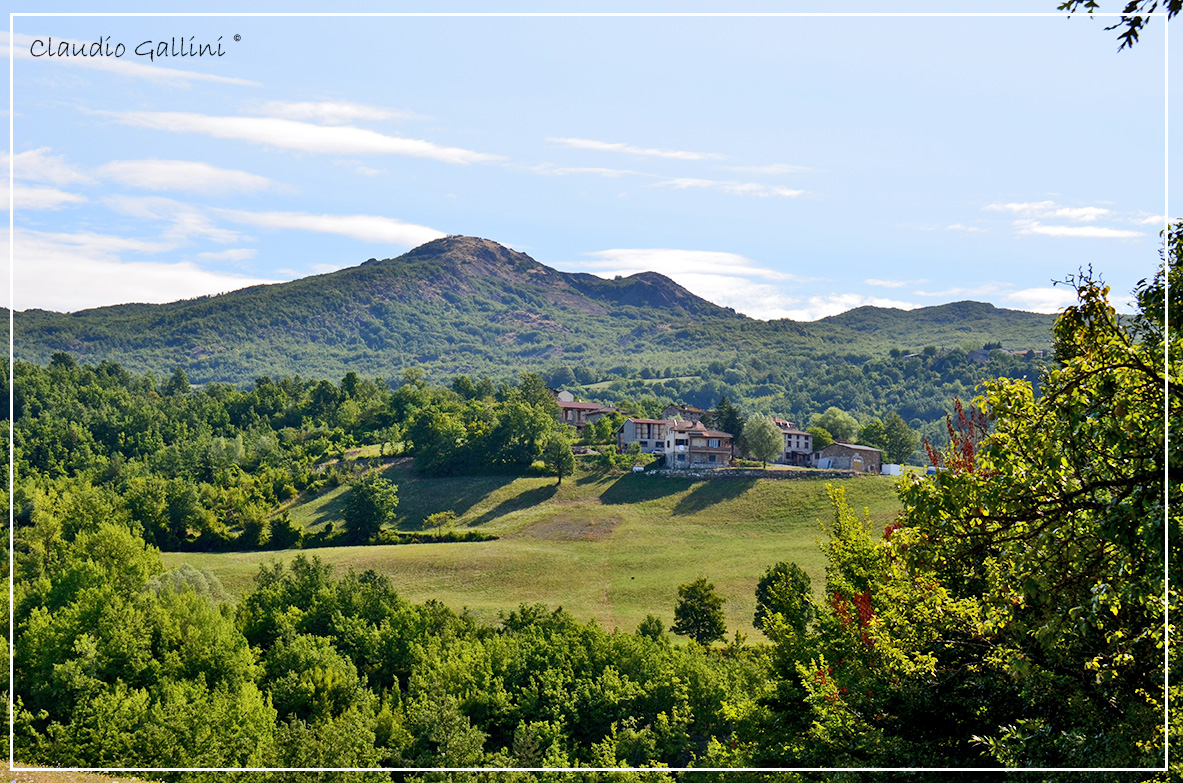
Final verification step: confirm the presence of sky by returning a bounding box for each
[4,4,1175,320]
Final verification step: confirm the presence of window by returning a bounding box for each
[708,439,720,448]
[639,441,648,448]
[708,454,717,463]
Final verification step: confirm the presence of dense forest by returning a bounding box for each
[7,233,1175,774]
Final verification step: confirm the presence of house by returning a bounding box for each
[772,417,813,466]
[815,442,883,473]
[558,400,605,431]
[663,420,734,468]
[616,418,669,453]
[662,404,712,423]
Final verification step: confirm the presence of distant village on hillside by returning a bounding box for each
[551,389,891,475]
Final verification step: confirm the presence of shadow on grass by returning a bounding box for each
[671,478,757,516]
[599,474,691,505]
[468,484,559,526]
[308,491,348,527]
[391,470,524,530]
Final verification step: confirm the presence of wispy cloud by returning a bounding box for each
[785,293,919,322]
[561,248,819,320]
[254,100,427,125]
[10,228,277,311]
[984,200,1112,222]
[724,163,814,175]
[2,147,94,186]
[196,248,258,262]
[546,137,724,161]
[1002,286,1079,313]
[652,178,804,198]
[947,223,985,233]
[1013,219,1143,239]
[11,183,88,210]
[107,111,504,164]
[864,278,908,288]
[97,159,275,194]
[105,195,242,244]
[216,209,445,246]
[531,163,641,178]
[3,32,261,86]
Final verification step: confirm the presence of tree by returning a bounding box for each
[543,430,576,485]
[341,473,399,542]
[753,561,814,635]
[671,577,727,646]
[164,367,190,396]
[787,257,1176,767]
[806,426,833,451]
[425,510,457,537]
[857,417,887,452]
[880,412,919,464]
[1059,0,1180,50]
[810,407,858,443]
[743,415,783,468]
[711,395,745,439]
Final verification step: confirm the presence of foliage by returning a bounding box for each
[671,578,727,646]
[743,415,784,468]
[1059,0,1180,50]
[341,473,399,542]
[543,428,577,485]
[770,260,1175,767]
[753,561,814,636]
[806,426,833,450]
[810,407,859,443]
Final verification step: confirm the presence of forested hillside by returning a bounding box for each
[16,236,1055,392]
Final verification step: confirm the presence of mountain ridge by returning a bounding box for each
[15,236,1057,386]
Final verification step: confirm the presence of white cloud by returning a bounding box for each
[782,293,919,322]
[531,164,641,178]
[354,165,386,177]
[984,200,1112,222]
[255,100,426,125]
[197,248,257,262]
[1003,286,1079,313]
[1134,213,1175,225]
[108,111,504,164]
[724,163,814,175]
[914,282,1010,299]
[2,147,94,185]
[104,195,242,244]
[546,137,724,161]
[3,32,261,86]
[97,159,275,194]
[10,228,277,311]
[11,183,88,210]
[864,278,908,288]
[652,178,804,198]
[561,248,822,320]
[1013,219,1144,239]
[217,209,445,246]
[947,223,985,233]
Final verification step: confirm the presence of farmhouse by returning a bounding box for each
[662,404,712,423]
[663,420,733,468]
[616,418,669,453]
[816,442,883,473]
[558,400,616,431]
[772,417,813,467]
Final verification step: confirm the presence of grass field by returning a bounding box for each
[164,461,903,638]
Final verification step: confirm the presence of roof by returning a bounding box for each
[625,417,668,424]
[558,401,604,411]
[824,442,883,453]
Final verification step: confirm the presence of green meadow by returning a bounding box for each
[165,461,903,637]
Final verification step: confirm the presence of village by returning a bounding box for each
[552,390,896,475]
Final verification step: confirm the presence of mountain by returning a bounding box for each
[15,236,1056,387]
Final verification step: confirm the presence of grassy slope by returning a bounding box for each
[165,461,902,638]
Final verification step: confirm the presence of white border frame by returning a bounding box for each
[4,7,1173,780]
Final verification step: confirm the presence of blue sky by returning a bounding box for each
[5,6,1174,319]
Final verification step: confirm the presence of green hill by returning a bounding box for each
[16,235,1055,388]
[164,460,904,636]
